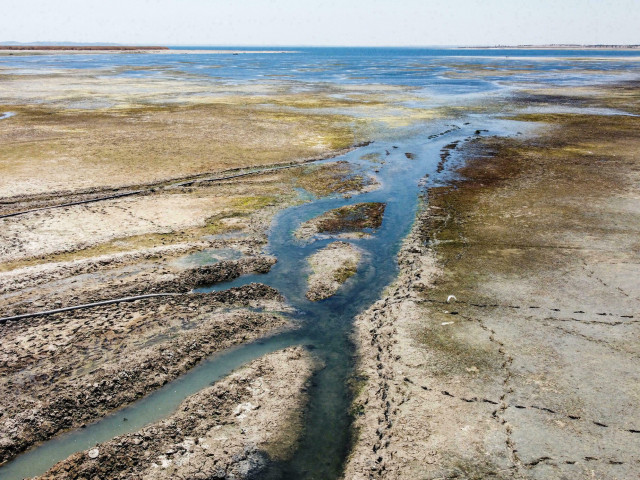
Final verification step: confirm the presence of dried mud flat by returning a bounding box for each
[306,241,362,301]
[0,155,369,468]
[3,56,640,480]
[345,86,640,479]
[37,347,317,479]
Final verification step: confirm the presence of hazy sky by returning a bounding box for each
[3,0,639,46]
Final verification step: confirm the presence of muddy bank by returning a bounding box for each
[0,286,291,465]
[306,241,362,301]
[295,202,386,241]
[346,92,640,478]
[36,347,316,479]
[0,255,276,318]
[0,98,364,198]
[0,241,217,294]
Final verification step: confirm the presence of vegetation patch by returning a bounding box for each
[333,263,358,283]
[316,202,386,234]
[419,96,640,309]
[306,241,362,301]
[290,161,378,197]
[295,202,386,241]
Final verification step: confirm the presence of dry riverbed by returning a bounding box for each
[0,155,370,466]
[345,84,640,479]
[4,56,639,480]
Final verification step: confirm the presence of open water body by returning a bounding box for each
[2,47,640,93]
[0,48,638,479]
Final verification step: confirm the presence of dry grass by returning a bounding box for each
[0,102,362,197]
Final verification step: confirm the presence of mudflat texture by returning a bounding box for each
[345,85,640,479]
[37,347,317,479]
[306,241,362,301]
[0,68,396,471]
[0,103,358,197]
[0,286,289,464]
[295,202,386,241]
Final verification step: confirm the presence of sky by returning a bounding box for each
[2,0,639,46]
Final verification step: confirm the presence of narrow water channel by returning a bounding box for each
[0,116,524,480]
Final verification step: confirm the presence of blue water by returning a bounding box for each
[2,47,640,94]
[0,47,638,480]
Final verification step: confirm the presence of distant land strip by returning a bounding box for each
[465,44,640,50]
[0,45,169,51]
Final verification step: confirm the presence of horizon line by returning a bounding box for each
[2,42,640,49]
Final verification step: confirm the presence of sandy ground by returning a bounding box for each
[345,89,640,479]
[306,241,362,301]
[0,194,222,262]
[37,347,317,479]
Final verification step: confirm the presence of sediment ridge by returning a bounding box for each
[37,347,317,479]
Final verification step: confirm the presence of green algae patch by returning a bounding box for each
[333,263,358,283]
[230,195,278,211]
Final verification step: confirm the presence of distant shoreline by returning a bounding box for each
[0,46,295,55]
[1,45,639,56]
[462,44,640,50]
[0,45,169,51]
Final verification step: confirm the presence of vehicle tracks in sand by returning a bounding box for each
[0,142,371,220]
